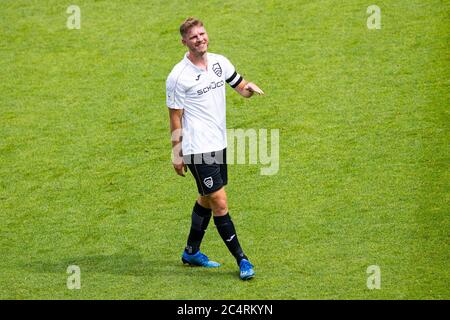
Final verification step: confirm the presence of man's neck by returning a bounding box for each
[187,51,208,70]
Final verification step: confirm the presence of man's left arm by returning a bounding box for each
[233,80,264,98]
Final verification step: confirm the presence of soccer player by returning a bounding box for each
[166,17,264,280]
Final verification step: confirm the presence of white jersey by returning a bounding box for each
[166,52,243,155]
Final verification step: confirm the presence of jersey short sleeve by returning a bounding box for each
[221,56,243,89]
[166,73,186,109]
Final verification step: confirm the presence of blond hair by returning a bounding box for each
[180,17,204,37]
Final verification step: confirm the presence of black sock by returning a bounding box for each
[185,202,212,255]
[214,213,248,265]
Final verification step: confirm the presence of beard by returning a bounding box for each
[193,41,208,54]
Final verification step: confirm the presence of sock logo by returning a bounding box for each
[203,177,213,188]
[226,234,236,242]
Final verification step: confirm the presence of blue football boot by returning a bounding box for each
[239,259,255,280]
[182,251,221,268]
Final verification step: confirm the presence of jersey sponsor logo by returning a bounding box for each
[203,177,213,188]
[197,80,224,95]
[212,62,222,77]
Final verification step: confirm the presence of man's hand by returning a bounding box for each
[235,80,264,97]
[173,158,187,177]
[244,82,265,95]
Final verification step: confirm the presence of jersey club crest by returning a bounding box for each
[212,63,222,77]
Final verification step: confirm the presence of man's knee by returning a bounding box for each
[208,189,228,215]
[213,199,228,215]
[197,195,210,209]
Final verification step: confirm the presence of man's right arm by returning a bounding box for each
[169,108,186,177]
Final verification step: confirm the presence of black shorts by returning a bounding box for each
[184,148,228,196]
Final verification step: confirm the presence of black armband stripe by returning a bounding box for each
[226,71,238,83]
[230,76,243,88]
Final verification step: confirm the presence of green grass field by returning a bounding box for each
[0,0,449,299]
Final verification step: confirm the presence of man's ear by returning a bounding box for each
[181,38,186,46]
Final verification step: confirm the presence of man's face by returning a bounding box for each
[182,25,209,55]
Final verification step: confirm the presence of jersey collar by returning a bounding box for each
[184,52,209,72]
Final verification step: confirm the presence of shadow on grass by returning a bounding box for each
[21,253,238,279]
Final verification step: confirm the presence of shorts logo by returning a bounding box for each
[212,63,222,77]
[203,177,214,188]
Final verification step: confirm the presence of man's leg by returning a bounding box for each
[182,194,221,268]
[197,195,210,209]
[184,195,212,255]
[208,188,248,265]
